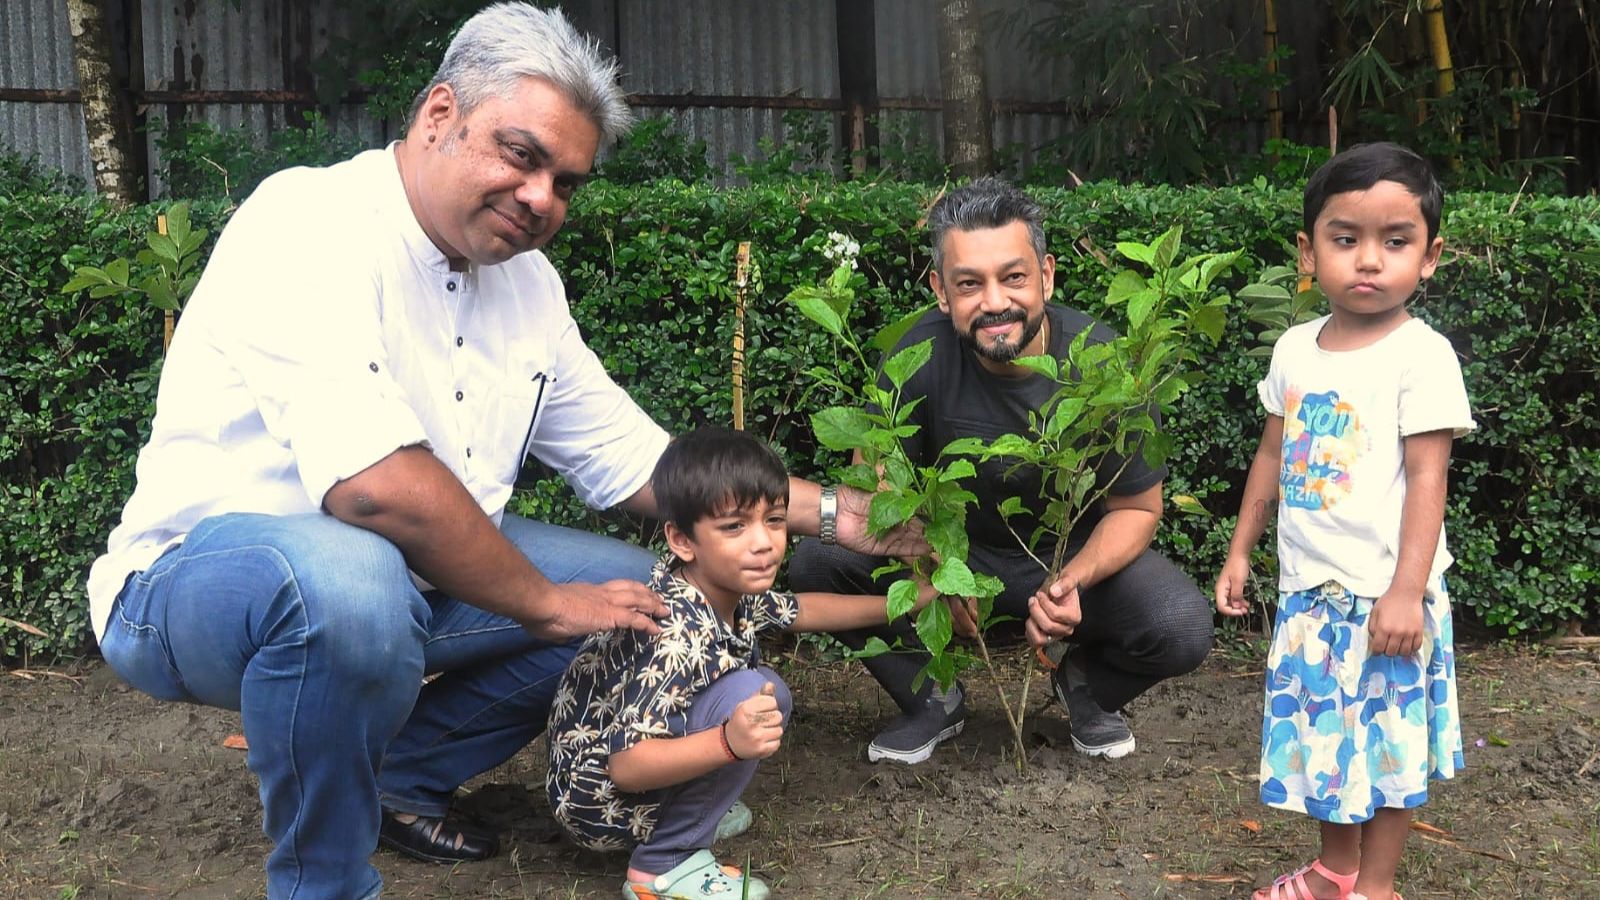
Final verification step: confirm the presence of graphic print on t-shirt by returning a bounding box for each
[1280,388,1362,511]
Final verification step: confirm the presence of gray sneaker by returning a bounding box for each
[1051,650,1136,759]
[866,684,966,764]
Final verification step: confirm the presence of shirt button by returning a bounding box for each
[465,447,472,458]
[446,281,457,292]
[455,336,464,347]
[455,390,464,401]
[368,362,379,372]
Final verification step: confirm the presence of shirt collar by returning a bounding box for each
[381,142,457,275]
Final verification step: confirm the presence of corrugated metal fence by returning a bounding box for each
[0,0,1335,195]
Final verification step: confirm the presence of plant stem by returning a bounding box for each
[972,626,1030,773]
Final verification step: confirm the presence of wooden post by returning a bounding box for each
[732,242,750,431]
[159,213,174,352]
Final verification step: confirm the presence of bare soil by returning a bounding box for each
[3,639,1597,899]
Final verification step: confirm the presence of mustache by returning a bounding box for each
[972,309,1026,329]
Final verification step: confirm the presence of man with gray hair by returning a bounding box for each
[790,176,1214,766]
[87,5,909,896]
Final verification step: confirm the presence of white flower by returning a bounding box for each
[820,230,860,269]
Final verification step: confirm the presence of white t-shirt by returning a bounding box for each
[87,146,670,640]
[1258,315,1475,597]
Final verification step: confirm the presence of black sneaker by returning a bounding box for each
[866,684,966,764]
[1051,650,1135,759]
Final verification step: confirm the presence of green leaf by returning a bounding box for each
[882,338,932,389]
[1236,282,1292,304]
[931,557,978,599]
[811,407,872,451]
[142,279,180,312]
[940,436,986,457]
[870,301,936,354]
[1171,494,1211,516]
[1151,225,1183,270]
[997,495,1027,518]
[984,433,1037,460]
[147,232,180,264]
[1115,241,1154,265]
[791,295,843,336]
[914,599,953,657]
[104,258,131,284]
[839,463,879,492]
[867,491,921,533]
[970,572,1004,601]
[887,579,921,621]
[937,459,976,482]
[827,263,854,294]
[1008,354,1058,380]
[1127,288,1159,331]
[925,515,969,563]
[62,267,113,294]
[1191,303,1227,344]
[1105,269,1145,306]
[850,637,891,659]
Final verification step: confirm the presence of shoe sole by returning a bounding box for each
[1051,678,1136,759]
[865,720,965,764]
[1070,732,1136,759]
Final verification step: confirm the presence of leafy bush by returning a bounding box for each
[2,169,1594,660]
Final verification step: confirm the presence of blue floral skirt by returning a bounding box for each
[1259,580,1463,824]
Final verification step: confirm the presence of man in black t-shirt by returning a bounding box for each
[790,177,1213,765]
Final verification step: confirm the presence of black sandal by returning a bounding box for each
[378,808,500,863]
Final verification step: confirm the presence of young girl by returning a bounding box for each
[1215,142,1475,900]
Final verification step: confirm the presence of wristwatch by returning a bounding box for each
[819,486,838,545]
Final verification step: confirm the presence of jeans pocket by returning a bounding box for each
[100,589,192,703]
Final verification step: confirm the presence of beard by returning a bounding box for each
[959,307,1047,364]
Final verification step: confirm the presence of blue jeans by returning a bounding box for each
[98,511,653,900]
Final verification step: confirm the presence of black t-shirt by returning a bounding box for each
[881,303,1166,552]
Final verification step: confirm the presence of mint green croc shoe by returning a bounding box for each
[713,800,752,843]
[621,848,769,899]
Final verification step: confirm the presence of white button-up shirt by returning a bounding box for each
[87,146,669,640]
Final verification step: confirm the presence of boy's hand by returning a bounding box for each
[1368,591,1424,657]
[1214,555,1251,617]
[726,682,784,760]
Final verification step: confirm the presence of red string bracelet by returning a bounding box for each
[719,721,744,762]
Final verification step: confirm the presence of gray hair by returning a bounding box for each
[410,2,632,142]
[927,176,1048,274]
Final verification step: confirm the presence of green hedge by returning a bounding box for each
[3,171,1596,660]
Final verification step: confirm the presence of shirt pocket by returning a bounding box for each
[494,372,554,483]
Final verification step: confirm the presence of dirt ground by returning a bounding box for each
[2,636,1597,899]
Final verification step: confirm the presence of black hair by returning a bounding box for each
[651,427,790,535]
[1303,142,1444,241]
[927,175,1047,274]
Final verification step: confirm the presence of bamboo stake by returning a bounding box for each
[159,213,174,352]
[1264,0,1282,142]
[1422,0,1461,169]
[732,241,750,431]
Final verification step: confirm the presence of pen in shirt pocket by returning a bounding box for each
[519,372,555,458]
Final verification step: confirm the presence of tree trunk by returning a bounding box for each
[936,0,993,179]
[66,0,139,205]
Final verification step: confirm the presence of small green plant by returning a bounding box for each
[62,202,208,314]
[1234,263,1325,355]
[790,225,1243,770]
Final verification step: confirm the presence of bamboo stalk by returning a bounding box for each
[1264,0,1282,142]
[1422,0,1461,169]
[160,213,174,353]
[732,241,750,431]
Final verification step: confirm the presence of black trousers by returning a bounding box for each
[787,537,1213,713]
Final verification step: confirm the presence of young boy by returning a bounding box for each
[1215,142,1475,900]
[546,427,928,900]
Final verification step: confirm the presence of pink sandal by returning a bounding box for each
[1253,858,1359,899]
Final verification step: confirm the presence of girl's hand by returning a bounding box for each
[1368,591,1424,657]
[1213,554,1251,617]
[725,682,784,760]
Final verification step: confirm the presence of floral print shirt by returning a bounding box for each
[545,556,798,849]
